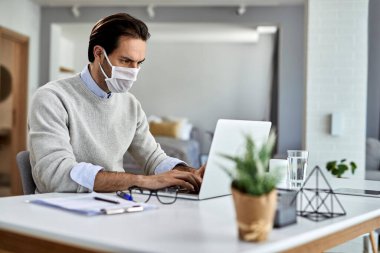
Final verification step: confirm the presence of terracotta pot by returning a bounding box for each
[231,187,277,242]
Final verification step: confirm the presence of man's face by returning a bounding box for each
[91,36,146,91]
[98,36,147,75]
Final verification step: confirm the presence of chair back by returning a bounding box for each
[16,151,36,194]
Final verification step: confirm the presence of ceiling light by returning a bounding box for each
[147,4,155,19]
[257,26,278,34]
[236,4,246,16]
[71,5,80,18]
[148,23,259,43]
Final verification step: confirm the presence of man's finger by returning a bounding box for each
[174,172,201,192]
[173,179,194,191]
[185,173,201,192]
[197,165,206,178]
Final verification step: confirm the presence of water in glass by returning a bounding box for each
[287,151,308,189]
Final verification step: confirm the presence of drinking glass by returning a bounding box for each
[287,150,309,189]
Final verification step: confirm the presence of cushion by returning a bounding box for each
[178,122,193,141]
[365,138,380,171]
[161,116,192,140]
[147,116,193,140]
[149,121,182,138]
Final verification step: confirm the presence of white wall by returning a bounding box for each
[60,24,90,74]
[59,23,275,132]
[135,35,275,131]
[0,0,40,109]
[59,36,74,71]
[305,0,368,179]
[49,24,61,81]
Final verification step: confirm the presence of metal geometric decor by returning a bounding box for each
[295,166,346,222]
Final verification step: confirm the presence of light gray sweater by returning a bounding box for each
[28,74,168,193]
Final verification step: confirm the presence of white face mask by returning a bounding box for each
[99,49,140,93]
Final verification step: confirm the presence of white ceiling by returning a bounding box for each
[32,0,305,7]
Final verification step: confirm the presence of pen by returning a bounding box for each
[93,196,120,204]
[116,190,134,201]
[101,205,143,215]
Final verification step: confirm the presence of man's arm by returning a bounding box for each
[29,88,83,193]
[126,99,168,175]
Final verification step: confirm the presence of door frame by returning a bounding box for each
[0,26,29,195]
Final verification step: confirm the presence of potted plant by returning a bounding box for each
[220,132,279,242]
[326,159,357,178]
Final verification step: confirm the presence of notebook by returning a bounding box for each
[140,119,272,200]
[29,192,156,215]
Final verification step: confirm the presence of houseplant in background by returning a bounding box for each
[326,159,357,178]
[220,132,279,242]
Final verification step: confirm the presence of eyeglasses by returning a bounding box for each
[126,186,180,205]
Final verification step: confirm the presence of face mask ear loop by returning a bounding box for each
[102,49,113,68]
[99,62,111,79]
[99,48,113,79]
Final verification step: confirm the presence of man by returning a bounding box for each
[28,13,204,193]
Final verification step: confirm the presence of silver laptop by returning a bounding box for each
[334,188,380,198]
[155,119,272,200]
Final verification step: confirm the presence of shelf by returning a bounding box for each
[0,128,11,137]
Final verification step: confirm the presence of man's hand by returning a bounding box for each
[138,168,203,192]
[174,164,206,178]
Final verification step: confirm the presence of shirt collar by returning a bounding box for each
[80,65,112,99]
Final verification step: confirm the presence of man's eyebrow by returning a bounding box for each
[120,56,145,64]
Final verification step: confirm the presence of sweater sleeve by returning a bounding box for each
[28,88,86,193]
[127,100,168,175]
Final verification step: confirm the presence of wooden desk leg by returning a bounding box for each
[370,231,378,253]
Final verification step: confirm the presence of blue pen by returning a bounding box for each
[116,190,134,201]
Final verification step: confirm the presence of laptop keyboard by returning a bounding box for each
[158,187,197,195]
[177,188,197,195]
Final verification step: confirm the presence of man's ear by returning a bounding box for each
[93,45,103,61]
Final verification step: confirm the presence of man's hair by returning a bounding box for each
[88,13,150,62]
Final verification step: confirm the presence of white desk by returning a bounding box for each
[1,179,380,253]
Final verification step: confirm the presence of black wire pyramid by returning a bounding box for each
[295,166,346,222]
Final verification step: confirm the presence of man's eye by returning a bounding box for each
[120,59,130,64]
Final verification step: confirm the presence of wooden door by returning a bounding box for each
[0,27,29,195]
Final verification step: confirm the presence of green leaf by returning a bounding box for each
[340,159,346,163]
[337,164,348,177]
[326,161,337,171]
[220,167,235,180]
[350,161,357,174]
